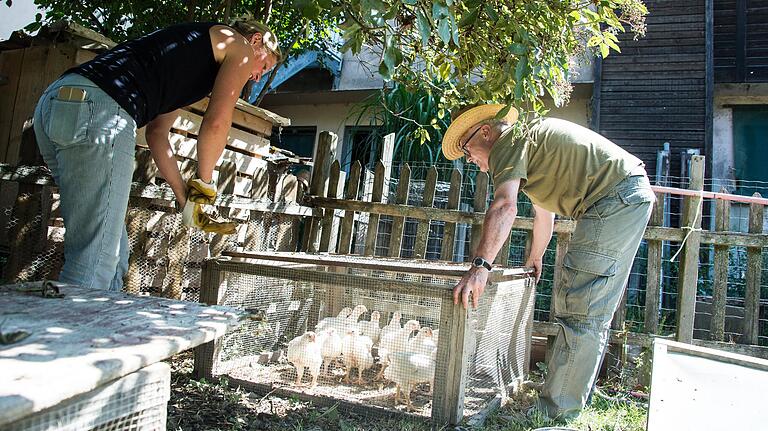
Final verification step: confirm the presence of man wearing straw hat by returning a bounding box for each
[445,104,655,420]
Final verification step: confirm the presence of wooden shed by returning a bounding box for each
[0,21,116,165]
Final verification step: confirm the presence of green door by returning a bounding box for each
[733,106,768,196]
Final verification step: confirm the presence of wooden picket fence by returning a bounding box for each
[303,133,768,359]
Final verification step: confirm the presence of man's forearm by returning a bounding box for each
[474,199,518,262]
[528,208,554,261]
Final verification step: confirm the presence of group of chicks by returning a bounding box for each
[286,304,439,410]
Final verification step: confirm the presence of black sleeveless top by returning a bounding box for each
[69,22,222,128]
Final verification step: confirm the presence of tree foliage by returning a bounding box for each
[22,0,647,129]
[337,0,647,120]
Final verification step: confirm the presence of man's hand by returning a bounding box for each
[453,267,489,309]
[525,257,543,284]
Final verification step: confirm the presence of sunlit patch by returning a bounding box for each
[46,327,72,334]
[168,303,187,309]
[216,42,227,50]
[92,297,109,302]
[72,298,87,302]
[220,28,235,36]
[115,300,134,305]
[91,337,112,345]
[137,311,162,319]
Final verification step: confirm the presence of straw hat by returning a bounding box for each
[441,104,519,160]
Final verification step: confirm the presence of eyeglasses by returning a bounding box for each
[460,126,482,157]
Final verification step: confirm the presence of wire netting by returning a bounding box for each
[199,255,535,420]
[4,362,170,431]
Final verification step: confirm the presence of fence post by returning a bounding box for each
[440,169,462,261]
[319,161,341,252]
[413,166,437,259]
[387,163,411,257]
[338,161,362,254]
[363,161,386,256]
[743,193,764,345]
[711,188,730,341]
[644,191,666,335]
[675,155,705,344]
[302,131,337,252]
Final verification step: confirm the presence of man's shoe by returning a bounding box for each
[182,201,237,235]
[186,177,217,204]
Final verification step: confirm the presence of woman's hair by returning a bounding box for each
[229,16,282,61]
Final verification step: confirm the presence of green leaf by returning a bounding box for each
[449,13,459,45]
[458,7,480,28]
[484,4,498,22]
[508,43,527,55]
[494,104,512,120]
[402,0,418,4]
[514,56,528,81]
[437,18,451,44]
[600,43,610,58]
[379,61,391,80]
[317,0,332,9]
[416,10,431,46]
[293,0,322,20]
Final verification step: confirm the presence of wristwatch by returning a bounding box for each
[471,256,492,271]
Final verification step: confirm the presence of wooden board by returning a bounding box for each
[222,250,531,282]
[171,110,271,157]
[0,282,247,426]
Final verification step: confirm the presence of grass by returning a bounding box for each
[166,353,647,431]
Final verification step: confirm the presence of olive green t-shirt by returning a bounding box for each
[489,118,643,219]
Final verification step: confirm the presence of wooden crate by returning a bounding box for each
[193,252,536,427]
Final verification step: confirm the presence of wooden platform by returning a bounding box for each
[0,282,248,426]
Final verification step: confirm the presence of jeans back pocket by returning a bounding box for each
[45,97,92,147]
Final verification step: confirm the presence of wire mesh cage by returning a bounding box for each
[193,252,536,425]
[4,362,170,431]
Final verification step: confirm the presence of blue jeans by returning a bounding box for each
[538,174,655,419]
[33,74,137,290]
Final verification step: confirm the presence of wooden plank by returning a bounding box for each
[0,49,24,162]
[440,169,462,261]
[645,192,665,335]
[338,161,362,254]
[469,172,489,257]
[319,160,341,252]
[303,131,337,253]
[675,155,705,344]
[432,296,471,425]
[274,175,300,252]
[711,190,730,341]
[413,166,437,259]
[0,282,245,426]
[169,133,268,177]
[742,193,764,345]
[7,46,47,165]
[193,262,228,381]
[187,98,275,137]
[222,251,531,282]
[364,161,386,256]
[171,110,271,157]
[387,164,411,258]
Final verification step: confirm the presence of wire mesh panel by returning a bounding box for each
[4,362,170,431]
[194,252,535,424]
